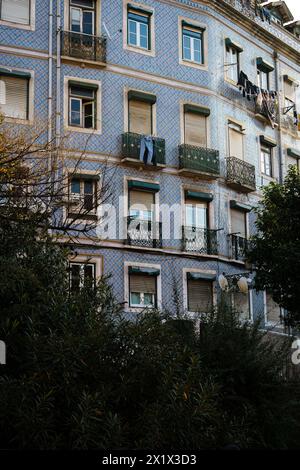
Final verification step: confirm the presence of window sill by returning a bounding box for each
[124,44,155,57]
[64,125,101,135]
[2,116,33,125]
[224,77,239,87]
[0,19,34,31]
[179,58,208,71]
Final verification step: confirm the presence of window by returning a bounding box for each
[260,145,272,177]
[184,106,208,147]
[69,83,97,129]
[128,91,156,135]
[284,76,296,118]
[225,39,242,83]
[257,69,269,90]
[128,267,159,308]
[187,274,213,313]
[69,262,96,291]
[228,122,244,160]
[231,208,247,238]
[265,290,283,326]
[70,0,95,35]
[129,189,154,221]
[127,8,151,50]
[0,74,29,120]
[185,198,208,229]
[0,0,30,25]
[69,175,98,215]
[232,291,251,321]
[182,23,204,64]
[286,149,300,170]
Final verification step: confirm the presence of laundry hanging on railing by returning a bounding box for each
[140,136,155,165]
[237,70,279,129]
[256,5,272,24]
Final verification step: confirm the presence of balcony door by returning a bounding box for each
[70,0,95,35]
[229,122,244,160]
[128,189,155,243]
[185,198,208,252]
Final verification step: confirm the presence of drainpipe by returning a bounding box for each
[48,0,53,167]
[56,0,61,149]
[274,50,284,184]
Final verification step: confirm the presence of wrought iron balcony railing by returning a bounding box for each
[182,226,218,255]
[121,133,166,166]
[229,234,248,261]
[226,157,256,192]
[126,216,162,248]
[178,144,220,177]
[61,31,107,63]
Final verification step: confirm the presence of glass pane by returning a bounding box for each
[183,35,191,60]
[1,0,30,25]
[186,205,195,226]
[71,178,80,193]
[195,206,207,228]
[84,180,93,194]
[193,38,201,63]
[71,8,81,32]
[144,293,154,306]
[70,264,81,291]
[82,10,94,35]
[128,20,137,46]
[130,292,141,305]
[70,98,81,126]
[139,23,148,49]
[84,102,94,128]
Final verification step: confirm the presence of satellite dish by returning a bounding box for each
[218,274,229,291]
[102,21,112,40]
[0,80,6,105]
[237,277,248,294]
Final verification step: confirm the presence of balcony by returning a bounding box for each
[226,157,256,193]
[178,144,220,178]
[121,133,166,168]
[182,226,218,255]
[126,216,162,248]
[229,234,248,261]
[61,31,107,63]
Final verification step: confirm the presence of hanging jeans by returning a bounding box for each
[140,136,154,165]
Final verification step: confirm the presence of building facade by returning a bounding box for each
[0,0,299,331]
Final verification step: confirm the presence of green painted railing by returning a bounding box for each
[178,144,220,176]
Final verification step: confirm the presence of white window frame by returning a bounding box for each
[69,253,102,286]
[124,262,162,312]
[123,0,155,57]
[0,0,35,31]
[178,16,208,70]
[64,76,102,134]
[128,16,149,50]
[225,46,240,84]
[0,67,34,124]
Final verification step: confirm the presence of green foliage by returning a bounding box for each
[0,203,300,449]
[247,166,300,326]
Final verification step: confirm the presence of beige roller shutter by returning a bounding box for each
[0,76,28,119]
[184,111,207,147]
[229,127,244,160]
[129,99,152,135]
[1,0,30,25]
[129,190,154,211]
[231,209,246,237]
[187,279,212,312]
[233,292,250,321]
[266,292,281,323]
[130,274,156,294]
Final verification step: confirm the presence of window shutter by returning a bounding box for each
[229,127,244,160]
[129,190,154,211]
[231,209,246,237]
[266,292,281,323]
[187,279,212,312]
[0,76,28,119]
[1,0,30,25]
[232,292,250,320]
[129,99,152,135]
[284,80,295,102]
[184,111,207,147]
[130,274,156,294]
